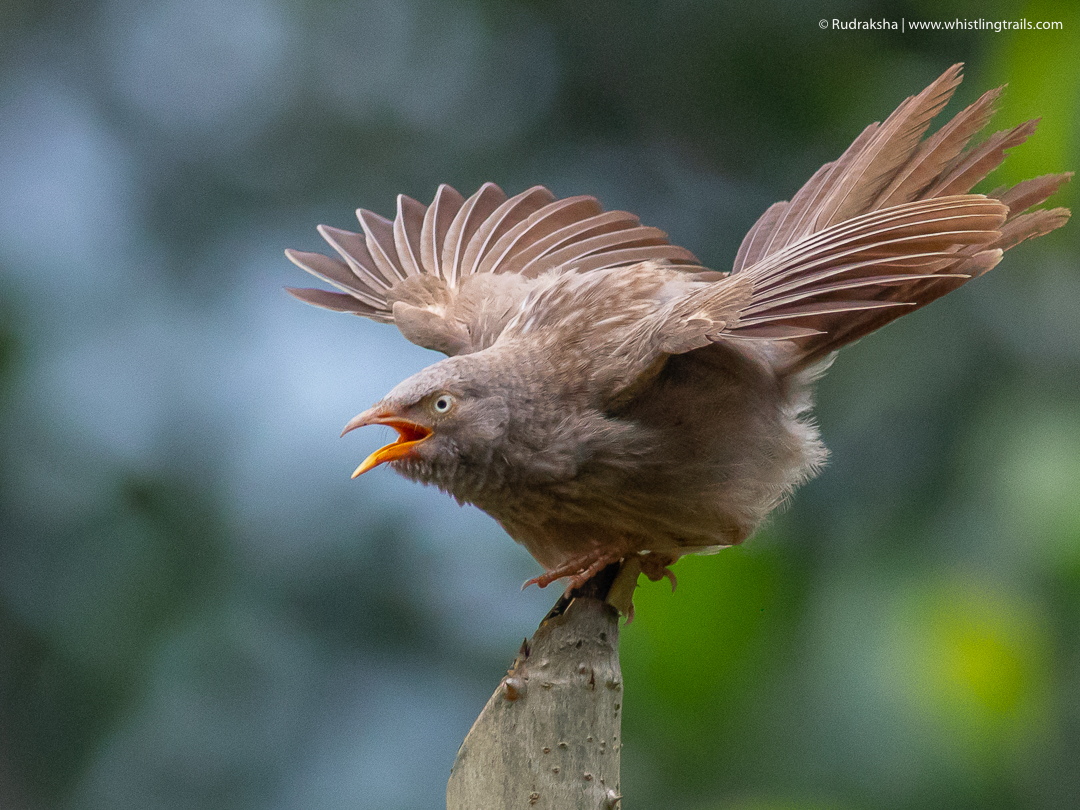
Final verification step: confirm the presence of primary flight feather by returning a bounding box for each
[287,65,1070,590]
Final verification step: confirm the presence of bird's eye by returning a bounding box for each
[433,394,454,414]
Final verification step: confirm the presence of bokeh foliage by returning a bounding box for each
[1,0,1077,808]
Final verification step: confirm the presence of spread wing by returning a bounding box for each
[285,183,701,356]
[588,195,1009,405]
[287,64,1069,374]
[578,65,1069,403]
[726,63,1070,370]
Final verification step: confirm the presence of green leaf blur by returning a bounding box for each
[0,0,1076,808]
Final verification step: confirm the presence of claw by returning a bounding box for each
[662,566,677,592]
[521,573,549,590]
[638,552,678,592]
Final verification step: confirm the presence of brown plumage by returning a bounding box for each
[287,65,1070,590]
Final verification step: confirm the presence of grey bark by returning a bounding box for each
[446,566,625,809]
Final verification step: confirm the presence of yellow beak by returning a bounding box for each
[341,407,432,478]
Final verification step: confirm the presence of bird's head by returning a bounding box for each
[341,355,512,497]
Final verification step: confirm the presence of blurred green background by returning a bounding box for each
[1,0,1077,808]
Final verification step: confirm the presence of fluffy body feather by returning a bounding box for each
[288,66,1070,588]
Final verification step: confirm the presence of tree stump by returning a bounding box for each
[447,564,626,810]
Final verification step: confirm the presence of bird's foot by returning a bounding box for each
[522,548,628,592]
[606,553,677,620]
[638,552,678,592]
[521,549,677,614]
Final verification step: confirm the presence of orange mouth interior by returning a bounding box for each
[352,420,432,477]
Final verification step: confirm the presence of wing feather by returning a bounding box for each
[816,64,964,228]
[393,195,426,277]
[316,225,393,292]
[991,172,1073,215]
[927,120,1040,197]
[419,184,465,279]
[356,209,408,284]
[288,184,704,355]
[732,201,788,273]
[441,182,508,285]
[875,86,1001,208]
[287,66,1069,366]
[737,124,879,269]
[498,207,635,278]
[459,186,556,276]
[710,195,1012,362]
[284,287,392,321]
[285,248,389,311]
[478,197,608,275]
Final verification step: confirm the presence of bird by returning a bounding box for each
[285,64,1070,593]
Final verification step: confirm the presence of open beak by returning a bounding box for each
[341,406,432,478]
